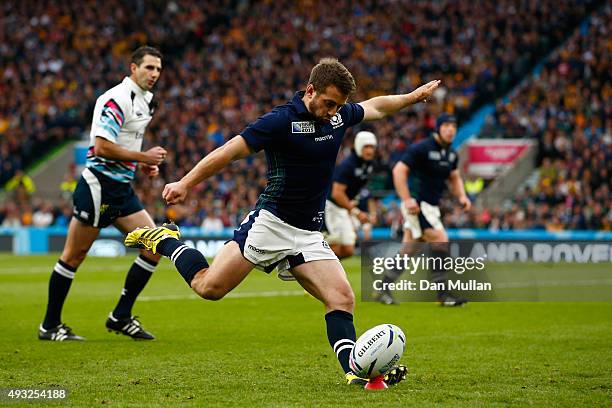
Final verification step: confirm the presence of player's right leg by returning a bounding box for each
[289,259,363,384]
[291,259,407,386]
[39,218,100,341]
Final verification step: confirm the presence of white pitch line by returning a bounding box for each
[0,265,139,275]
[139,290,305,302]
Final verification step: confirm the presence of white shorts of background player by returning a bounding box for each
[324,200,358,246]
[401,200,445,240]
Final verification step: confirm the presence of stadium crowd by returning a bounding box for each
[1,0,608,231]
[446,4,610,231]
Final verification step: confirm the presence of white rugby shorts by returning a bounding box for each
[232,209,337,280]
[400,200,444,239]
[323,200,357,246]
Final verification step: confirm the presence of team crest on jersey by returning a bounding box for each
[355,165,373,178]
[428,151,441,160]
[330,113,343,129]
[292,121,315,133]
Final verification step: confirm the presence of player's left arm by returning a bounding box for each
[358,80,440,121]
[448,170,471,211]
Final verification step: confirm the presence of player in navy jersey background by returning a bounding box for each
[377,114,471,306]
[324,130,378,259]
[125,58,439,385]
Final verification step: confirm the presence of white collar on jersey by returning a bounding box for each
[122,76,152,99]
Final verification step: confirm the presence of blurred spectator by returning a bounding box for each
[464,175,484,202]
[5,170,36,194]
[1,202,22,227]
[32,201,54,227]
[52,203,73,227]
[59,172,77,200]
[201,210,224,234]
[4,170,36,205]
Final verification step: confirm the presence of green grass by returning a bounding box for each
[0,254,611,407]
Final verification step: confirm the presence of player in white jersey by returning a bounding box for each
[39,46,168,341]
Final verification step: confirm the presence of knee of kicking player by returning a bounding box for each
[192,280,227,301]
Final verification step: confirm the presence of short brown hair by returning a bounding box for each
[308,58,356,96]
[131,46,163,66]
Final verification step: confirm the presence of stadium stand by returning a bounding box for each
[0,0,608,231]
[445,4,610,231]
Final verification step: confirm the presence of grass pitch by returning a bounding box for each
[0,254,611,407]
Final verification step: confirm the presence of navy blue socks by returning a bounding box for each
[157,238,209,285]
[325,310,357,374]
[112,255,157,319]
[42,260,76,329]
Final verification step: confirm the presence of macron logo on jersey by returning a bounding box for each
[292,121,315,134]
[315,134,333,142]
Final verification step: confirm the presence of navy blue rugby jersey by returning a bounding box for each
[240,91,364,231]
[399,137,458,205]
[328,150,374,204]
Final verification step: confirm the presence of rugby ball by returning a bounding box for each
[349,324,406,378]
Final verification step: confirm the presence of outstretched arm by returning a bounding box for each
[358,80,440,121]
[162,135,251,204]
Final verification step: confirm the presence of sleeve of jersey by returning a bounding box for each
[240,111,285,152]
[95,98,127,143]
[341,102,365,127]
[333,161,353,184]
[400,146,420,168]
